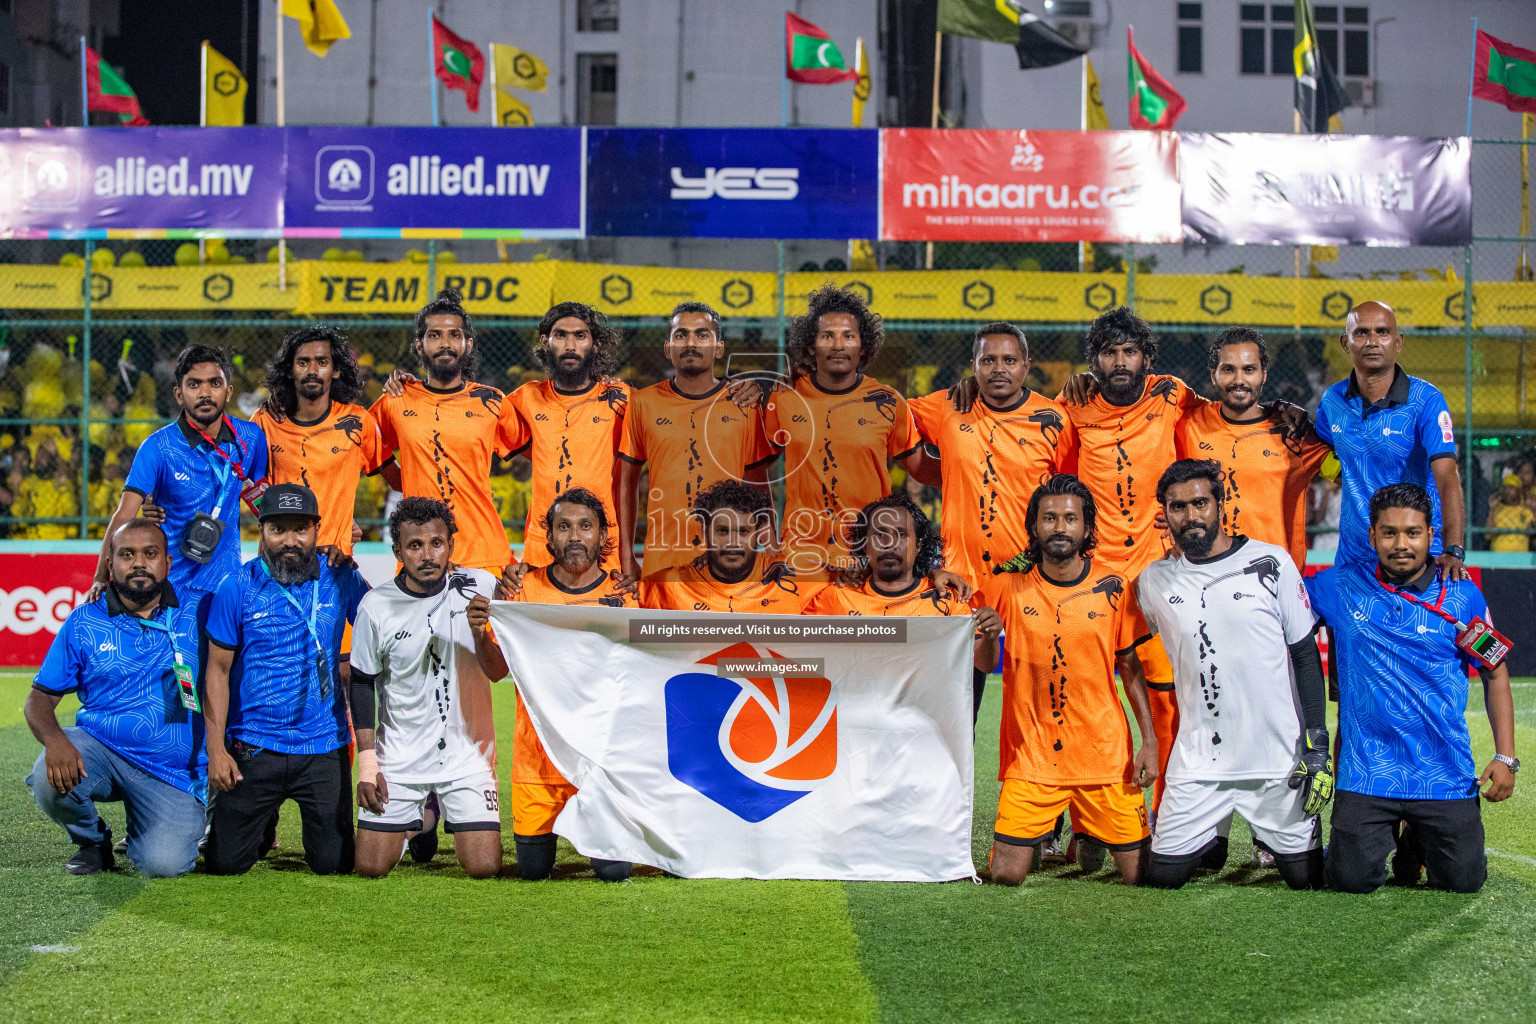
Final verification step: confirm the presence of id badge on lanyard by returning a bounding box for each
[1375,569,1512,670]
[259,560,331,695]
[193,418,267,516]
[141,610,198,712]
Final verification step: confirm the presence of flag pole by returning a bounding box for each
[79,36,87,125]
[926,30,942,270]
[428,9,440,127]
[1080,56,1088,272]
[275,0,287,291]
[200,40,207,126]
[488,41,496,125]
[1466,17,1478,137]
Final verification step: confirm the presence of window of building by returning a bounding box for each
[577,0,618,32]
[1343,6,1370,76]
[1177,4,1202,74]
[577,53,618,125]
[1243,3,1361,77]
[0,63,9,115]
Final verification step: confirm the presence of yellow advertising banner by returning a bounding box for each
[551,262,777,317]
[0,265,81,310]
[295,261,558,316]
[93,264,292,310]
[783,270,1131,322]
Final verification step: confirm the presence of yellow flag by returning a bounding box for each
[1083,57,1111,130]
[849,239,877,271]
[201,42,246,126]
[495,89,534,127]
[492,44,550,92]
[282,0,350,58]
[852,38,871,127]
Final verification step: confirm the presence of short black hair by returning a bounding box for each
[1157,459,1225,507]
[973,322,1028,360]
[109,517,168,553]
[847,491,943,578]
[1369,482,1433,527]
[389,496,457,540]
[174,344,234,389]
[265,325,364,414]
[1083,306,1157,370]
[1208,326,1270,374]
[692,478,774,529]
[787,283,883,380]
[535,301,620,379]
[542,487,616,562]
[1025,474,1098,564]
[413,287,480,380]
[670,301,722,338]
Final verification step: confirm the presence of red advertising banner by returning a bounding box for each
[880,128,1182,243]
[0,554,97,666]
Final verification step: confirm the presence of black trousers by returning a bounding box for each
[1325,789,1486,894]
[204,742,354,876]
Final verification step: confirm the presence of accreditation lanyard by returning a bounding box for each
[258,559,331,695]
[1374,567,1461,630]
[191,417,252,516]
[138,607,199,712]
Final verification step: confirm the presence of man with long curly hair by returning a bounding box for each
[254,325,399,561]
[760,284,939,579]
[980,474,1159,887]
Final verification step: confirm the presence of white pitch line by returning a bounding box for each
[1489,849,1536,868]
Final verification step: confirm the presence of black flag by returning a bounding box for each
[1014,11,1088,70]
[1293,0,1351,131]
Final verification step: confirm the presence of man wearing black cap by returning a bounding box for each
[201,484,372,875]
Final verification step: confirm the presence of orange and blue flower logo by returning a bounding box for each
[665,643,838,822]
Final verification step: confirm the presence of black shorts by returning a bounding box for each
[1325,789,1486,894]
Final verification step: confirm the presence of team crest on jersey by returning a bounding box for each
[760,561,799,594]
[1026,408,1065,445]
[919,586,951,613]
[333,413,364,447]
[1147,377,1180,405]
[598,385,628,415]
[446,572,479,600]
[468,386,504,415]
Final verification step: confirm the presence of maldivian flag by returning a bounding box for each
[202,41,247,126]
[282,0,350,58]
[495,89,533,127]
[1084,56,1111,130]
[1127,27,1185,129]
[83,47,147,125]
[852,37,871,126]
[433,15,485,112]
[785,12,859,85]
[1474,30,1536,115]
[492,43,549,92]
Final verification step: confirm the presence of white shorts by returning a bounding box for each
[356,770,501,834]
[1152,777,1319,858]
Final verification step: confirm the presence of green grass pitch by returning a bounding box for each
[2,669,1533,1023]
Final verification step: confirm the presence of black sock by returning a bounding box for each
[1198,835,1229,872]
[590,857,632,882]
[1274,848,1325,890]
[514,834,557,881]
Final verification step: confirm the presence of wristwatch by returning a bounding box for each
[1445,544,1466,561]
[1494,754,1520,773]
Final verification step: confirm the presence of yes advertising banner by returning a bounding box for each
[284,127,585,237]
[880,129,1183,243]
[585,128,879,239]
[0,128,285,237]
[1180,133,1473,247]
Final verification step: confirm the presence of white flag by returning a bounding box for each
[488,604,978,882]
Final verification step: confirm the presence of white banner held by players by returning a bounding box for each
[488,604,978,882]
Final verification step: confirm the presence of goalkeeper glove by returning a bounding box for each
[992,552,1034,575]
[1287,727,1335,816]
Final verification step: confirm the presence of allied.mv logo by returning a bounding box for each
[315,145,374,206]
[665,643,837,822]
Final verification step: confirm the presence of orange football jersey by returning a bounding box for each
[982,561,1150,786]
[909,388,1078,583]
[510,567,637,784]
[252,401,390,555]
[1064,374,1207,581]
[619,379,774,579]
[761,374,920,574]
[1176,405,1331,570]
[807,577,972,617]
[509,379,630,569]
[640,556,824,614]
[370,381,526,573]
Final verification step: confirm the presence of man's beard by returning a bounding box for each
[550,349,595,390]
[187,399,222,428]
[1176,521,1219,558]
[550,540,598,575]
[426,349,464,384]
[1221,384,1258,414]
[404,558,444,588]
[111,572,160,604]
[297,375,327,400]
[871,552,907,583]
[266,544,314,584]
[1098,369,1148,406]
[1040,533,1081,563]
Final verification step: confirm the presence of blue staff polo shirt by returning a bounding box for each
[124,414,268,597]
[33,581,208,802]
[1314,366,1457,569]
[1306,562,1484,800]
[206,553,369,755]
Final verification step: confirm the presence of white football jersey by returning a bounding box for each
[349,567,499,784]
[1135,536,1317,782]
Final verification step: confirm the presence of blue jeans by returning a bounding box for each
[27,727,206,879]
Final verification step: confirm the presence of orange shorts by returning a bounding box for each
[1138,633,1173,683]
[512,779,578,837]
[340,620,352,658]
[994,778,1149,850]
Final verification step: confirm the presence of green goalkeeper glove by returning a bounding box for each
[992,552,1033,575]
[1287,727,1335,816]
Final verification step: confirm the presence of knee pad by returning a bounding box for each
[1274,848,1325,890]
[514,833,557,881]
[590,857,632,882]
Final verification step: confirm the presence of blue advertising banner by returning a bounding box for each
[283,127,586,238]
[585,128,878,239]
[0,127,285,237]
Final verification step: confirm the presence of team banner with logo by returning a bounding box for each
[0,127,285,237]
[283,127,585,237]
[489,603,979,882]
[293,259,558,315]
[550,261,779,317]
[879,129,1182,243]
[1180,133,1473,247]
[585,128,879,239]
